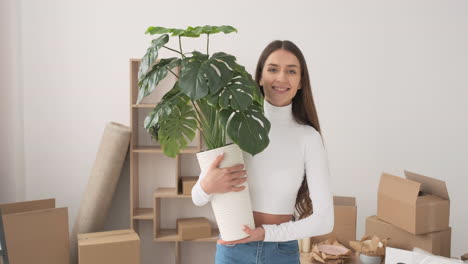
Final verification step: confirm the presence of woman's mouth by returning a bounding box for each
[273,86,290,93]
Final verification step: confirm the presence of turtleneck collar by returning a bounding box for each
[263,98,294,121]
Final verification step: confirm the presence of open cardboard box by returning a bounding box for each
[78,229,140,264]
[377,170,450,235]
[310,196,357,248]
[366,215,451,257]
[0,198,70,264]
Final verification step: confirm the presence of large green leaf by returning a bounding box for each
[217,25,238,34]
[208,71,254,111]
[233,63,264,106]
[158,103,198,157]
[145,27,172,35]
[144,83,197,157]
[137,57,181,103]
[138,34,169,81]
[220,102,270,156]
[178,52,209,100]
[144,82,188,129]
[179,52,233,100]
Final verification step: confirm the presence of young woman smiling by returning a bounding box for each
[192,40,334,264]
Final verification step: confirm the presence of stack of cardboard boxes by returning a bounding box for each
[366,170,451,257]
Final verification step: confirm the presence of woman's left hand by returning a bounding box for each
[217,225,265,245]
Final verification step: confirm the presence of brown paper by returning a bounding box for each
[308,237,352,264]
[349,235,387,257]
[461,253,468,261]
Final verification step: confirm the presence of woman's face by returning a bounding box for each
[259,49,301,107]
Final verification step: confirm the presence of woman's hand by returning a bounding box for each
[217,225,265,244]
[201,153,247,194]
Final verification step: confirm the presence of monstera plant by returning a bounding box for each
[137,25,271,157]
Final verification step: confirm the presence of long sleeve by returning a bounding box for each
[191,169,214,206]
[262,129,334,241]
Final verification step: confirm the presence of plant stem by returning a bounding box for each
[190,100,208,144]
[206,34,210,56]
[163,46,184,57]
[178,36,183,56]
[166,67,179,79]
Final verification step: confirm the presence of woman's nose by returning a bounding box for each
[276,70,287,82]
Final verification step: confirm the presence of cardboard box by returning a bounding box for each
[78,229,140,264]
[377,170,450,235]
[176,217,212,240]
[180,176,198,195]
[365,215,451,257]
[0,199,70,264]
[310,196,357,248]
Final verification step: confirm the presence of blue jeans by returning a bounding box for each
[215,240,300,264]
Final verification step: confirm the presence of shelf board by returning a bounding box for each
[154,188,192,198]
[132,146,200,154]
[154,229,219,242]
[131,104,156,108]
[133,208,153,220]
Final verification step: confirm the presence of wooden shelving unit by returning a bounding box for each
[129,59,215,264]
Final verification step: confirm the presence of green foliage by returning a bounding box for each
[145,25,238,37]
[138,25,270,157]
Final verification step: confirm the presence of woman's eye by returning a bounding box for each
[289,70,297,74]
[267,68,277,72]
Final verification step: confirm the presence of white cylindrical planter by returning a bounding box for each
[196,144,255,241]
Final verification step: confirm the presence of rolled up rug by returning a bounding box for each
[69,122,131,264]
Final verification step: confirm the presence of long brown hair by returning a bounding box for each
[255,40,323,220]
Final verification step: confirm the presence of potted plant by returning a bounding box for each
[137,25,271,241]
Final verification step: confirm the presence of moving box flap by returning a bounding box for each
[78,232,139,246]
[78,229,134,240]
[404,170,449,200]
[0,199,55,215]
[333,196,356,207]
[379,173,420,202]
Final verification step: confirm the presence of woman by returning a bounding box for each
[192,40,334,264]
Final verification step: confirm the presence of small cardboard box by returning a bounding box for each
[176,217,212,240]
[377,170,450,235]
[180,176,198,195]
[310,196,357,248]
[78,229,140,264]
[0,199,70,264]
[365,215,451,257]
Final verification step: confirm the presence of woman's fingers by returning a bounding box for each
[226,164,244,173]
[231,186,246,192]
[232,176,247,185]
[209,153,225,170]
[228,170,247,179]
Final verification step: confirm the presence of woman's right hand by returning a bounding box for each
[200,153,247,194]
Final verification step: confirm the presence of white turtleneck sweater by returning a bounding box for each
[191,99,334,242]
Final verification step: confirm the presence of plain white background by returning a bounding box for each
[1,0,467,263]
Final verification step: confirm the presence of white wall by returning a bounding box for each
[0,0,25,204]
[2,0,467,262]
